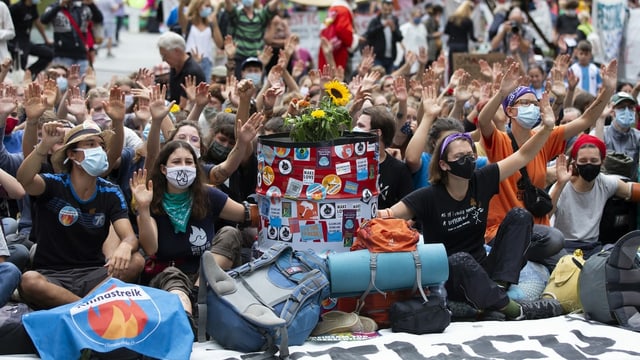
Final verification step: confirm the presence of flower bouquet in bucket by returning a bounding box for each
[255,79,379,254]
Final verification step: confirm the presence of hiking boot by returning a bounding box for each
[515,298,563,320]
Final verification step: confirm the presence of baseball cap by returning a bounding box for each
[611,92,637,106]
[211,65,227,78]
[241,57,263,71]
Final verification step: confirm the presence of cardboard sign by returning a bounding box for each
[452,53,506,81]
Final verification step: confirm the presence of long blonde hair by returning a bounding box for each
[449,1,474,26]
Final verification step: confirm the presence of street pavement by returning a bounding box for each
[92,29,163,87]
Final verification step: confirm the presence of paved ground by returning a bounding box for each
[92,29,163,87]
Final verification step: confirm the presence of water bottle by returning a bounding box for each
[428,282,448,305]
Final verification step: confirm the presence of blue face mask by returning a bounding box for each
[72,146,109,177]
[244,72,261,87]
[515,104,541,129]
[615,108,636,128]
[413,17,421,25]
[241,0,253,7]
[56,77,68,93]
[199,7,212,18]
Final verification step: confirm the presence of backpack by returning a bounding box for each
[197,242,330,358]
[578,230,640,331]
[542,250,585,314]
[0,302,36,355]
[330,218,449,327]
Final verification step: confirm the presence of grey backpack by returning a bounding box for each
[578,230,640,331]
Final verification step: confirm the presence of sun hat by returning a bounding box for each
[50,122,113,173]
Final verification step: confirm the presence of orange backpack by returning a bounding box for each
[352,218,420,253]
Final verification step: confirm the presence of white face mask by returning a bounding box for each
[165,166,197,189]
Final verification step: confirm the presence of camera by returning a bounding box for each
[510,21,520,34]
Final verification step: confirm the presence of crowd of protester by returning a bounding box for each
[0,0,639,350]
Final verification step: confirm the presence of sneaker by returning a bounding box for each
[515,298,563,320]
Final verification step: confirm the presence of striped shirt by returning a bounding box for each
[227,6,274,58]
[569,62,602,97]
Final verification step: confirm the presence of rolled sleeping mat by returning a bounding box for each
[327,243,449,298]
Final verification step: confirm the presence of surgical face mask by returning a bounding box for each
[203,106,218,119]
[73,147,109,177]
[207,141,232,164]
[241,0,253,7]
[165,166,197,189]
[615,108,636,128]
[56,77,68,93]
[199,7,212,18]
[515,104,541,129]
[244,72,262,86]
[124,94,134,109]
[576,163,600,182]
[300,86,309,97]
[92,112,111,130]
[445,154,476,180]
[413,17,421,25]
[351,126,366,132]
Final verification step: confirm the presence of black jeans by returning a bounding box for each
[11,43,53,78]
[446,208,532,311]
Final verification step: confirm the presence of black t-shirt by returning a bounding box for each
[401,163,499,262]
[33,173,129,270]
[555,14,580,36]
[169,55,205,102]
[9,1,38,46]
[378,153,414,210]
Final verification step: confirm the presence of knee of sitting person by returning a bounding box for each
[7,244,30,272]
[18,271,45,296]
[448,252,476,268]
[0,261,21,286]
[505,207,534,224]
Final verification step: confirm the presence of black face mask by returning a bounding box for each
[206,141,232,164]
[577,163,601,182]
[446,155,476,180]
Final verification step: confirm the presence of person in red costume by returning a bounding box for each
[318,0,359,70]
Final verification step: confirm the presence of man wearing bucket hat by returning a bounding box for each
[16,121,139,309]
[599,91,640,180]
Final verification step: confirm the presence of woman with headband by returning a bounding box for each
[377,87,562,321]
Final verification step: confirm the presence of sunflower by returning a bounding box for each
[311,109,325,118]
[324,80,351,106]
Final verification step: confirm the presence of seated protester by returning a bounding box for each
[131,136,261,320]
[0,224,21,307]
[0,168,29,272]
[16,121,139,309]
[550,135,640,258]
[598,92,640,181]
[353,105,413,209]
[262,116,291,135]
[476,61,618,268]
[380,84,563,320]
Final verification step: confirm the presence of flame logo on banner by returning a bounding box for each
[87,299,148,340]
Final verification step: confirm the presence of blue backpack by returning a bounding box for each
[198,243,330,358]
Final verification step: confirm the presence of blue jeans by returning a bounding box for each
[0,262,20,307]
[200,57,212,83]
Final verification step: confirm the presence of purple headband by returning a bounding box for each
[502,86,536,111]
[440,132,474,157]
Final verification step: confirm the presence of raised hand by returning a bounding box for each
[0,84,17,116]
[262,86,283,110]
[236,111,263,145]
[549,67,567,98]
[552,53,571,77]
[291,59,304,79]
[361,70,380,91]
[431,54,446,78]
[394,76,408,102]
[134,96,151,122]
[130,169,153,210]
[601,59,618,91]
[104,86,125,123]
[43,78,58,108]
[319,63,333,84]
[404,51,417,67]
[84,66,97,89]
[149,84,173,121]
[65,87,86,116]
[284,34,298,60]
[24,82,47,121]
[555,153,573,184]
[422,82,442,118]
[181,75,197,103]
[479,59,492,79]
[358,45,375,76]
[267,64,284,88]
[454,72,472,102]
[499,62,522,96]
[567,69,579,90]
[308,69,320,86]
[335,65,345,82]
[257,45,273,67]
[417,46,428,65]
[40,121,66,150]
[136,68,155,89]
[67,64,82,88]
[539,91,555,129]
[224,35,237,59]
[194,82,210,107]
[236,79,254,101]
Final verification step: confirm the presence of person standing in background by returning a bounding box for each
[9,0,52,78]
[318,0,358,71]
[0,1,14,63]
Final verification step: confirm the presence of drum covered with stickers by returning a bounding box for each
[255,132,380,254]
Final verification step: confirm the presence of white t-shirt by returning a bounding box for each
[551,173,619,243]
[185,24,215,61]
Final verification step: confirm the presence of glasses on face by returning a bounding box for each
[177,134,200,144]
[514,99,539,107]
